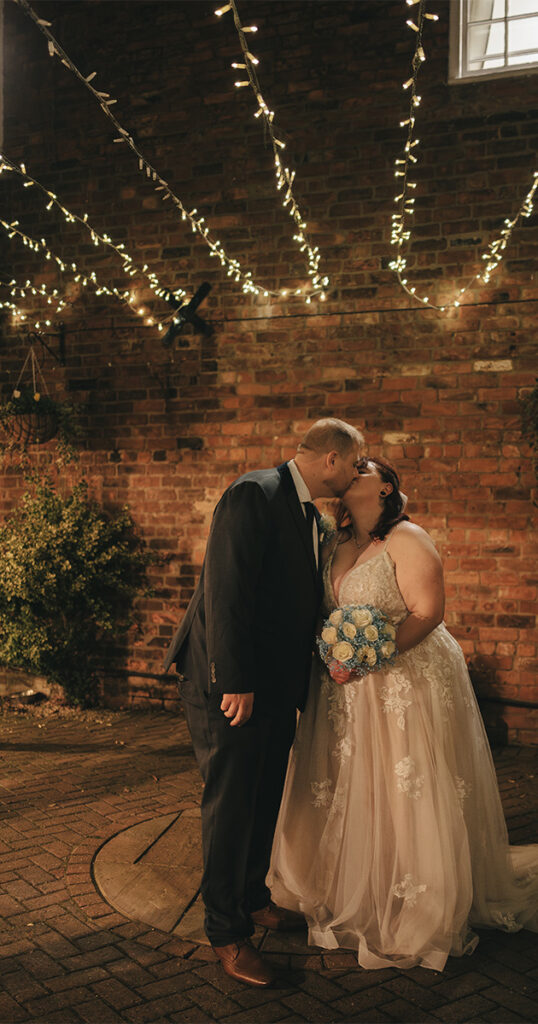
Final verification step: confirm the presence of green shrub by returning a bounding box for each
[0,474,154,706]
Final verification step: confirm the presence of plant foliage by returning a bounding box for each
[0,474,154,706]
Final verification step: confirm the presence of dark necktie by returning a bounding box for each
[304,501,318,566]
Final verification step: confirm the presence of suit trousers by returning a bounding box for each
[181,689,297,946]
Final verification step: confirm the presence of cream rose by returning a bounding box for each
[332,640,354,663]
[351,608,372,628]
[383,623,396,639]
[364,624,379,642]
[342,622,357,640]
[381,641,396,658]
[329,609,344,626]
[321,626,338,645]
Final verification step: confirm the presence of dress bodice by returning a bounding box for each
[323,545,408,626]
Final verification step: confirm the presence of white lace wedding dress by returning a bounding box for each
[268,538,538,971]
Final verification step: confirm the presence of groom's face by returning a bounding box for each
[325,445,362,497]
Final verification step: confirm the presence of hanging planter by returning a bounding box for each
[1,390,59,445]
[0,345,81,461]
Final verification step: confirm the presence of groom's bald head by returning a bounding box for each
[297,418,364,456]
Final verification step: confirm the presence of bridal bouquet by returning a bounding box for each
[317,605,398,684]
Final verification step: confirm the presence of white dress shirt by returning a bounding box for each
[287,459,319,567]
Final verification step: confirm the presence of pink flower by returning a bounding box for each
[328,659,352,685]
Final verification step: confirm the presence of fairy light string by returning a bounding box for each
[0,216,170,330]
[390,0,538,311]
[216,0,328,304]
[0,154,187,311]
[13,0,324,304]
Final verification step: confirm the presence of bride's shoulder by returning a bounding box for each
[386,521,439,558]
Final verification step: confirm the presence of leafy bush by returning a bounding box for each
[0,474,154,706]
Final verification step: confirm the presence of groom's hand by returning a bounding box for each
[221,692,254,727]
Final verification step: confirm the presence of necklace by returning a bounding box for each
[351,531,370,553]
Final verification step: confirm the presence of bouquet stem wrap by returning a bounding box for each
[317,604,398,684]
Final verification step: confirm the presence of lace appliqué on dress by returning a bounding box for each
[394,756,424,799]
[392,874,427,907]
[380,672,412,731]
[311,780,332,808]
[323,668,357,763]
[454,776,472,805]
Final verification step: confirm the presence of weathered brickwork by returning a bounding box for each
[1,2,536,739]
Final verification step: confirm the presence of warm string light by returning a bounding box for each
[0,216,169,330]
[1,276,67,315]
[14,0,320,304]
[390,0,537,312]
[217,0,329,304]
[0,155,186,308]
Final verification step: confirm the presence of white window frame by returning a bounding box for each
[449,0,538,82]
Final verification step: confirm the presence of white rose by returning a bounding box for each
[364,625,379,642]
[329,609,344,626]
[321,626,338,645]
[351,608,373,628]
[381,641,396,658]
[332,640,354,663]
[342,622,357,640]
[383,623,396,639]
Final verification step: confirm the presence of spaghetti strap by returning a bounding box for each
[383,523,401,551]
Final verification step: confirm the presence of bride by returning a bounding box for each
[269,457,538,972]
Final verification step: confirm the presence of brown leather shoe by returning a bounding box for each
[212,939,273,987]
[251,901,305,931]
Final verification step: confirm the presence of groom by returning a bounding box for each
[164,418,363,986]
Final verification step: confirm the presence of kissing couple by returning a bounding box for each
[164,418,538,985]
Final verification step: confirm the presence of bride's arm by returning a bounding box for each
[387,523,445,655]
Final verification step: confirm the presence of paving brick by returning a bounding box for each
[124,994,198,1021]
[478,984,538,1016]
[282,991,342,1021]
[433,993,498,1021]
[382,999,437,1022]
[106,960,155,988]
[0,991,29,1023]
[1,968,49,1001]
[432,970,504,1000]
[75,996,126,1024]
[47,966,110,992]
[383,976,447,1010]
[188,983,242,1018]
[221,1003,292,1023]
[0,894,24,915]
[25,987,94,1017]
[32,1011,85,1023]
[137,972,209,999]
[332,987,394,1017]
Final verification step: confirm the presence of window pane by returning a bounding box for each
[507,0,538,17]
[469,21,505,61]
[508,49,538,62]
[508,14,538,50]
[469,0,496,23]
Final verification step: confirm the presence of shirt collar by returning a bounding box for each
[287,459,312,505]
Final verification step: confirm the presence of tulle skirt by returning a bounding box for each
[269,625,538,971]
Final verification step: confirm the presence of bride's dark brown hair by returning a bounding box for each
[335,456,409,542]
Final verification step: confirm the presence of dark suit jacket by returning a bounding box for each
[163,463,322,712]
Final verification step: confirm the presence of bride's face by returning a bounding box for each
[343,460,387,508]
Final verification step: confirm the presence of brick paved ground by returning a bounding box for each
[0,705,536,1024]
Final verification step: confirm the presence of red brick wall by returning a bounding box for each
[1,1,537,741]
